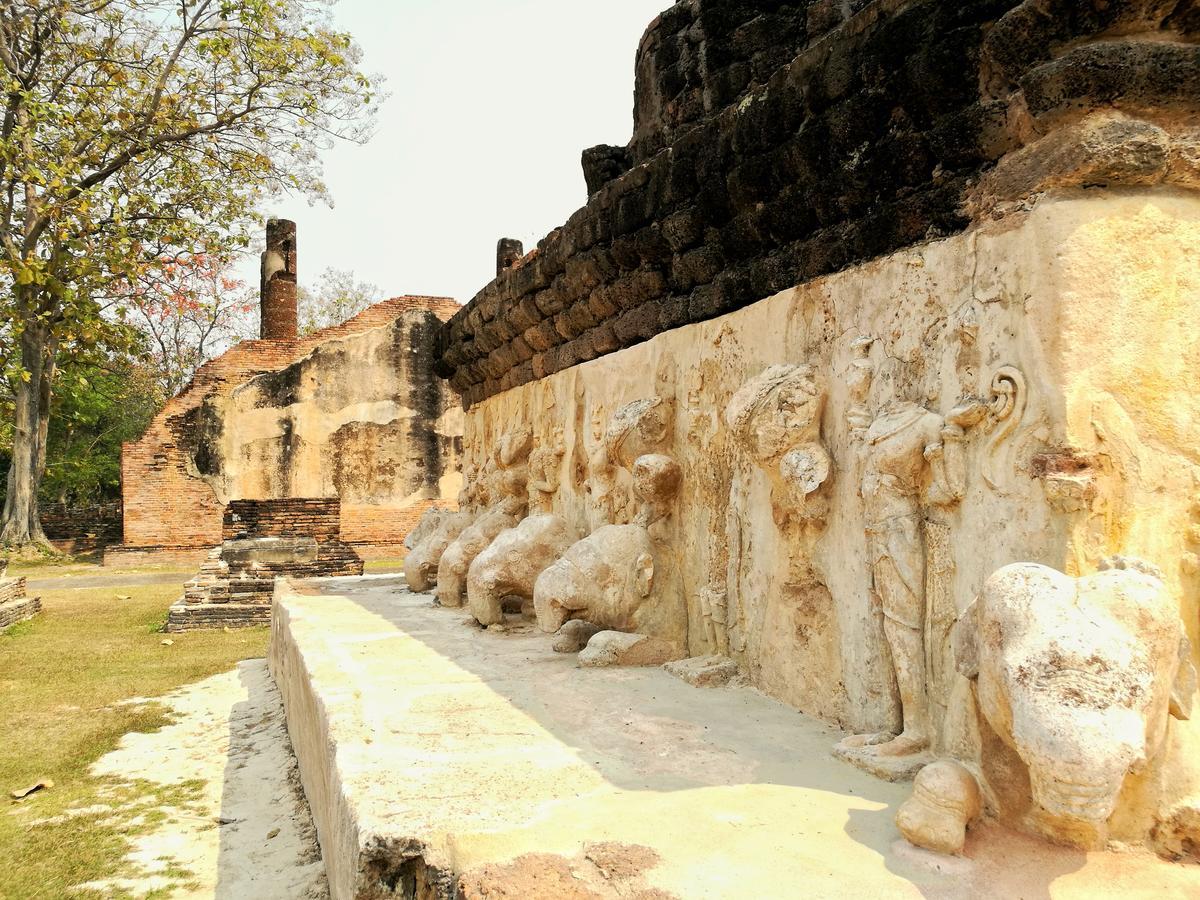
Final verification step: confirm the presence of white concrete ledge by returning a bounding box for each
[269,576,1200,900]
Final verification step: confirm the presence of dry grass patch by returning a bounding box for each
[0,576,267,898]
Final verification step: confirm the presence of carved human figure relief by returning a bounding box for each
[585,406,619,529]
[720,364,834,670]
[527,431,565,516]
[603,395,676,525]
[952,557,1196,849]
[835,341,989,779]
[725,364,832,529]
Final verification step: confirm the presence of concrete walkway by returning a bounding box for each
[271,575,1200,900]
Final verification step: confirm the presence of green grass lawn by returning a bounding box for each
[0,574,268,898]
[363,556,405,574]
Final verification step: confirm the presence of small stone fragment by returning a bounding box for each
[552,619,602,653]
[663,656,739,687]
[1152,799,1200,861]
[896,760,982,856]
[578,631,681,668]
[11,779,54,800]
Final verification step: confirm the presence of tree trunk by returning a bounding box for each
[1,312,52,549]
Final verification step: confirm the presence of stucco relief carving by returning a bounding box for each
[466,431,577,627]
[896,759,982,856]
[720,364,835,691]
[535,453,686,652]
[835,340,992,779]
[584,406,619,528]
[534,399,687,657]
[951,558,1197,849]
[725,364,831,529]
[404,511,472,593]
[526,431,565,516]
[981,366,1029,494]
[435,430,532,608]
[404,506,450,552]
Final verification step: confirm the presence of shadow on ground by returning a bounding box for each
[271,576,1200,899]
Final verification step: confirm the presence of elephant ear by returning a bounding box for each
[951,599,980,680]
[635,552,655,599]
[1170,634,1197,721]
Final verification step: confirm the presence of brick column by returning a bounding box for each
[260,218,298,340]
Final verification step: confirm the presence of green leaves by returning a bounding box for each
[0,0,381,534]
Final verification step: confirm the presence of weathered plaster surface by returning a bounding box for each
[456,191,1200,841]
[196,313,462,544]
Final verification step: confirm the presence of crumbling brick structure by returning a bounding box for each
[165,498,364,632]
[0,576,41,629]
[260,218,299,341]
[436,0,1200,406]
[111,220,462,567]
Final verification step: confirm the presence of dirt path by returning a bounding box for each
[23,570,191,591]
[79,660,328,899]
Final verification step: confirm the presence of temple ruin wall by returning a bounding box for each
[116,295,462,563]
[458,188,1200,840]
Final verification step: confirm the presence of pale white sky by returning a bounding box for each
[260,0,669,306]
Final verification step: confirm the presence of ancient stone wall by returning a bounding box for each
[436,0,1200,406]
[40,502,122,555]
[425,0,1200,856]
[116,295,462,563]
[456,189,1200,848]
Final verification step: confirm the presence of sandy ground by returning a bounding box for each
[80,660,327,899]
[274,576,1200,900]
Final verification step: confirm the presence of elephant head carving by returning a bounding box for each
[953,558,1196,847]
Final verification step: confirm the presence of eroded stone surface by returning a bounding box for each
[455,191,1200,850]
[896,760,983,856]
[662,656,740,689]
[578,631,683,669]
[953,559,1196,849]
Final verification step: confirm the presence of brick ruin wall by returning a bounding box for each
[221,498,363,578]
[116,295,462,562]
[40,502,123,555]
[0,577,27,605]
[0,577,41,629]
[223,498,341,540]
[435,0,1200,404]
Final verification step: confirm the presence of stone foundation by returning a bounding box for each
[0,578,41,629]
[270,577,1200,900]
[165,601,272,633]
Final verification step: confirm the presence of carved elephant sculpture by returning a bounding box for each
[436,500,525,608]
[404,511,472,592]
[404,506,449,552]
[533,523,686,651]
[952,559,1196,847]
[467,514,576,627]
